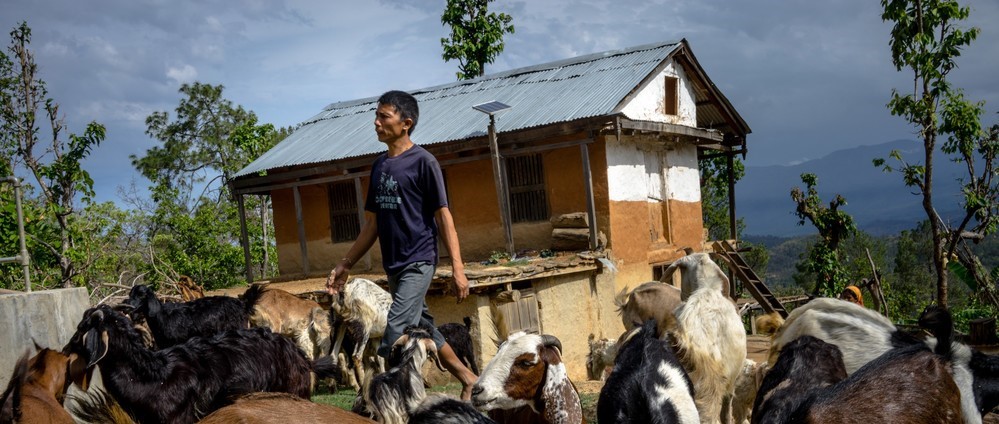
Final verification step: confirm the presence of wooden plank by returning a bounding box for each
[618,118,724,142]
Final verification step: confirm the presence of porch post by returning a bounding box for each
[580,143,598,250]
[293,186,310,275]
[354,177,371,270]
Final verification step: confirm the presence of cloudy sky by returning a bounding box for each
[2,0,997,205]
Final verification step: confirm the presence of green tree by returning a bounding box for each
[701,155,746,241]
[876,0,998,306]
[0,22,105,288]
[133,83,285,288]
[790,173,857,296]
[441,0,515,80]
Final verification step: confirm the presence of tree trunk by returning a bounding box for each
[922,115,948,306]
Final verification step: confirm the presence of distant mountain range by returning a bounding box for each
[736,139,967,237]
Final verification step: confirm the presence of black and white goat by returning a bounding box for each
[597,319,698,424]
[753,334,964,423]
[439,317,480,375]
[122,284,249,348]
[471,332,585,424]
[64,304,336,424]
[768,298,984,422]
[364,325,445,424]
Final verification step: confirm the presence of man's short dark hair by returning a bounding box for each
[378,90,420,135]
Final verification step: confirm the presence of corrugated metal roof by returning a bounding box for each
[235,41,684,178]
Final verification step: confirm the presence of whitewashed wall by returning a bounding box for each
[619,59,696,126]
[606,136,700,203]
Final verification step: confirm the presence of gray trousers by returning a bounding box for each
[377,261,447,358]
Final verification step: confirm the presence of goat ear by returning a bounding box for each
[426,342,445,372]
[659,262,681,283]
[67,352,95,391]
[83,329,109,369]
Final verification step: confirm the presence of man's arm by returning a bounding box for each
[435,206,469,303]
[326,211,378,295]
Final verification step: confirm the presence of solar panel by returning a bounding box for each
[472,101,512,115]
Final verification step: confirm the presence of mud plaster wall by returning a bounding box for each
[272,179,383,276]
[444,141,609,261]
[422,270,619,384]
[533,272,616,381]
[421,292,482,385]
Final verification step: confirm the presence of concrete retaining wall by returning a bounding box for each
[0,287,91,389]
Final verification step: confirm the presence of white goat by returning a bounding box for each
[665,252,747,424]
[330,277,393,391]
[731,358,768,424]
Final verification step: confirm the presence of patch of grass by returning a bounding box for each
[313,383,602,423]
[311,388,357,410]
[312,382,465,411]
[580,391,599,423]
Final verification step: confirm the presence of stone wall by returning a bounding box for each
[0,288,90,389]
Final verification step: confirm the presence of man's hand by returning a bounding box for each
[326,263,350,296]
[452,268,470,304]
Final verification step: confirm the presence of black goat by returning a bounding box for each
[410,394,496,424]
[752,335,846,423]
[754,335,963,424]
[598,319,698,424]
[438,317,479,374]
[64,304,336,424]
[123,284,249,348]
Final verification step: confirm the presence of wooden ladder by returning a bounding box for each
[712,240,788,318]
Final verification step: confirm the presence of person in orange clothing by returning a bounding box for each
[839,285,864,307]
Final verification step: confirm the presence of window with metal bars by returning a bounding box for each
[506,153,549,223]
[328,181,360,242]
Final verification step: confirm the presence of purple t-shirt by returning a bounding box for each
[366,145,448,274]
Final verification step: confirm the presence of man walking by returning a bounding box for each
[326,90,477,399]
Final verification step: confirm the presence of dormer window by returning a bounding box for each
[664,76,678,116]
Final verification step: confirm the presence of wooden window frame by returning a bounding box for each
[506,153,550,223]
[327,181,360,243]
[664,75,679,116]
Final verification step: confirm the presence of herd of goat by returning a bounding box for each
[2,251,999,423]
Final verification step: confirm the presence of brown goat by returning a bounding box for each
[176,275,204,301]
[198,392,376,423]
[614,281,681,336]
[472,333,585,424]
[243,284,332,360]
[1,348,91,424]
